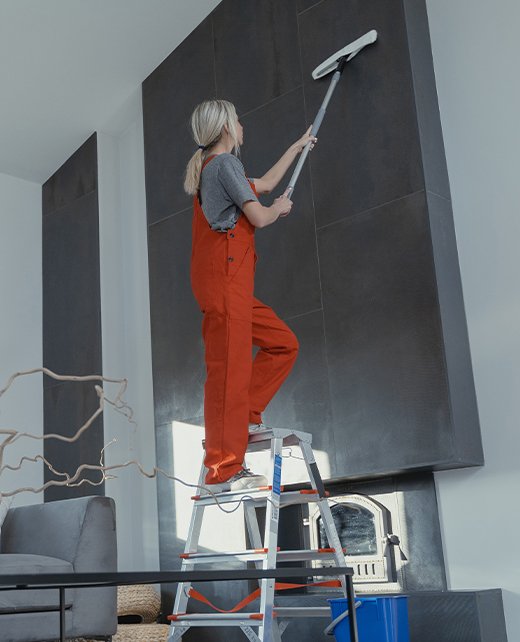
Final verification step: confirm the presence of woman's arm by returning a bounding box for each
[242,194,293,228]
[254,127,317,194]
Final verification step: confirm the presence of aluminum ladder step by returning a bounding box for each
[245,427,312,452]
[180,547,343,564]
[191,487,329,507]
[169,612,264,624]
[275,606,331,618]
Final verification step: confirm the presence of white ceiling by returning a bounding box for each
[0,0,220,184]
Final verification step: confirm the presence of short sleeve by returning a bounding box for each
[217,154,259,208]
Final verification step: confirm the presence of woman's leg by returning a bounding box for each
[248,297,299,425]
[202,311,252,483]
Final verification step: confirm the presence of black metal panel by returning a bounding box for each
[407,590,508,642]
[318,191,454,477]
[426,192,483,464]
[148,210,204,426]
[297,0,324,14]
[402,0,451,199]
[298,0,424,228]
[154,422,182,572]
[43,381,104,501]
[142,17,216,224]
[213,0,302,116]
[42,190,102,384]
[42,133,97,216]
[42,134,103,501]
[262,310,337,478]
[239,87,322,320]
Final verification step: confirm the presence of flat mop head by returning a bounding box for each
[312,29,378,79]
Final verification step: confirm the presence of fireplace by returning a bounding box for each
[308,492,403,590]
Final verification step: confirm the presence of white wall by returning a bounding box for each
[97,89,159,571]
[426,0,520,638]
[0,173,42,506]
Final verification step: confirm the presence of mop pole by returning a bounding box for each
[285,57,347,198]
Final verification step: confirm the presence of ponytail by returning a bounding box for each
[183,100,240,195]
[184,148,206,196]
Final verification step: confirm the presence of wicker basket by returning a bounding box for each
[117,584,162,624]
[65,624,171,642]
[113,623,171,642]
[63,584,166,641]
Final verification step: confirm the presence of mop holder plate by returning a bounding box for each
[312,30,378,79]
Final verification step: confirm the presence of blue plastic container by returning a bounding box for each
[328,596,410,642]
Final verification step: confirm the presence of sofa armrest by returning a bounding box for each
[1,495,117,572]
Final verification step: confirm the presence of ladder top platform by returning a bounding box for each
[247,427,312,450]
[201,427,313,451]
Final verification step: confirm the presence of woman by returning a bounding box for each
[184,99,317,493]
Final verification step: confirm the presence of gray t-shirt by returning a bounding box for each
[199,153,258,232]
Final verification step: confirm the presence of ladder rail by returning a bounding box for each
[300,440,348,598]
[258,436,283,642]
[171,460,207,620]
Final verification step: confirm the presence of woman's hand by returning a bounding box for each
[272,191,293,218]
[293,126,318,153]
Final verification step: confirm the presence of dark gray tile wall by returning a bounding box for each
[212,0,302,116]
[42,133,104,501]
[297,0,324,14]
[143,0,482,487]
[240,88,322,319]
[148,209,204,426]
[262,310,337,476]
[42,133,98,215]
[402,0,451,199]
[43,381,105,501]
[299,0,424,228]
[407,590,508,642]
[143,16,216,224]
[319,192,454,476]
[426,192,483,463]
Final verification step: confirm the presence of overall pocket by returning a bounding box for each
[225,239,252,279]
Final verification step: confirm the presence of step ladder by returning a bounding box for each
[167,427,356,642]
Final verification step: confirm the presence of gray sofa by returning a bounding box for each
[0,495,117,642]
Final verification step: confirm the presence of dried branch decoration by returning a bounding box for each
[0,367,137,497]
[0,368,249,514]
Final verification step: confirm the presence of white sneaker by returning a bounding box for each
[202,467,268,494]
[229,467,268,490]
[248,422,271,434]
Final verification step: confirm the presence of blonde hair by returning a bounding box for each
[184,100,241,195]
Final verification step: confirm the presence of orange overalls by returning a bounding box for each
[191,155,299,484]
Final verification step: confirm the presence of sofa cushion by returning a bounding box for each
[0,553,73,613]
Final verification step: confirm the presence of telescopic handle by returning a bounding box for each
[285,60,346,198]
[285,118,322,199]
